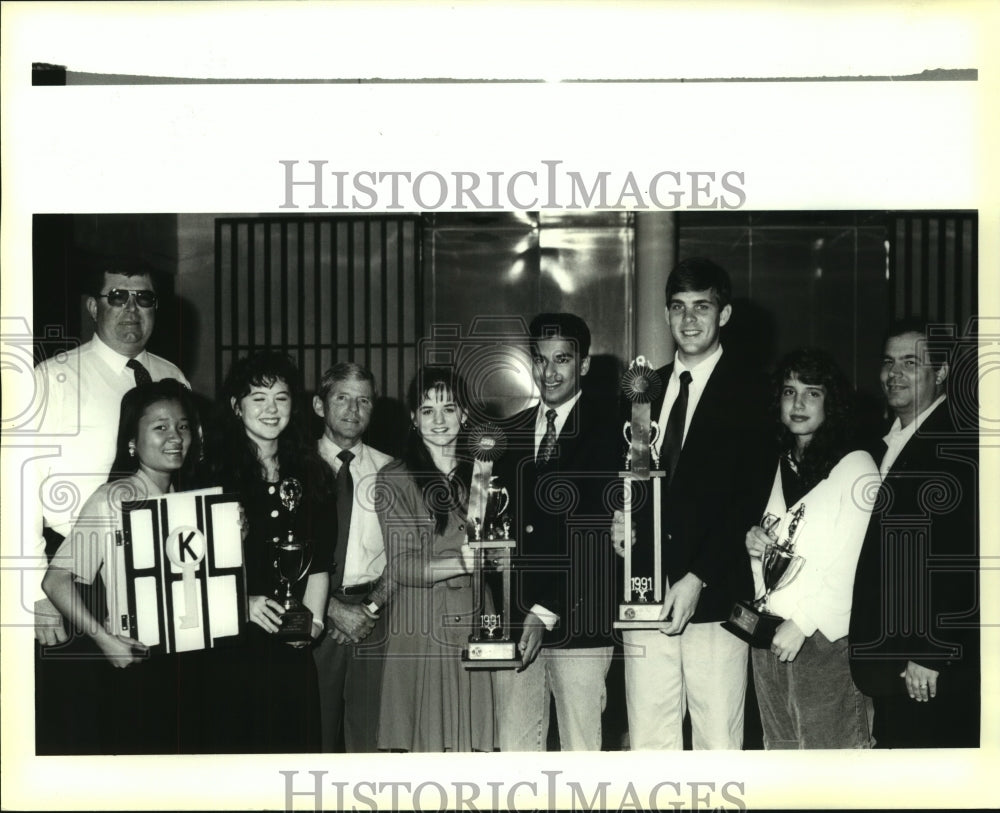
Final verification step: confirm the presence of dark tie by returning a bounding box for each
[538,408,558,464]
[660,370,691,482]
[332,450,355,587]
[126,358,152,387]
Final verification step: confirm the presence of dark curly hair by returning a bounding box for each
[403,366,474,535]
[206,351,331,499]
[108,378,202,490]
[773,348,857,492]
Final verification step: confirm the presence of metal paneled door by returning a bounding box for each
[214,215,423,400]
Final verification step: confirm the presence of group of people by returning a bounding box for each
[31,253,979,754]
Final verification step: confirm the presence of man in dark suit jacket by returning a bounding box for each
[616,258,771,750]
[849,320,979,748]
[492,312,621,751]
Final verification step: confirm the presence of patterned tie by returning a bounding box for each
[660,370,691,482]
[538,408,558,464]
[126,358,152,387]
[333,450,355,586]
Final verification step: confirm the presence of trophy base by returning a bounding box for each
[720,600,783,648]
[462,640,521,670]
[614,602,668,630]
[275,607,314,643]
[468,537,516,549]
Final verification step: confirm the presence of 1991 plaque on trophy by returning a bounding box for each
[615,356,670,630]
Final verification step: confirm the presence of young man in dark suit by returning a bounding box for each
[492,313,620,751]
[849,320,979,748]
[617,258,771,749]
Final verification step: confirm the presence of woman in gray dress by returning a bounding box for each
[374,367,494,752]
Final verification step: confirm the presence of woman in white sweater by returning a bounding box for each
[744,348,879,749]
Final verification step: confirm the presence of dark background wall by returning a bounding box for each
[33,209,978,456]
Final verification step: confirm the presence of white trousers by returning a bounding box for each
[623,623,748,750]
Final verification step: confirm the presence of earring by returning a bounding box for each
[128,443,136,458]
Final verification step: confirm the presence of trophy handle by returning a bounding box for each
[649,421,660,448]
[622,422,633,469]
[297,547,314,584]
[760,512,781,540]
[495,487,510,518]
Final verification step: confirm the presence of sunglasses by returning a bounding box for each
[97,288,158,308]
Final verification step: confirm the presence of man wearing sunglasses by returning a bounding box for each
[32,256,189,754]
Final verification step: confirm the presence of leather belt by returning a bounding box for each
[335,580,375,598]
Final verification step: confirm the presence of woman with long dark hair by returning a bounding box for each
[204,350,333,753]
[374,367,495,752]
[744,348,878,749]
[42,378,204,752]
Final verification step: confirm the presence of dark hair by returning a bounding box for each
[664,257,732,309]
[206,351,331,497]
[108,378,202,489]
[773,348,856,491]
[404,367,473,535]
[316,361,378,403]
[81,253,159,298]
[883,316,950,373]
[528,312,592,358]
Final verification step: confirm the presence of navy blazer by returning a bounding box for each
[629,351,773,623]
[492,391,621,649]
[849,400,980,701]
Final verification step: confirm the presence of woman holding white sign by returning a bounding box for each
[743,348,877,749]
[42,377,204,752]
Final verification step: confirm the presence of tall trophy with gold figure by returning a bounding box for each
[615,357,670,629]
[462,425,521,670]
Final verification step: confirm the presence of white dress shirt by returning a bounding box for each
[317,436,393,587]
[30,334,189,599]
[652,344,724,460]
[880,394,947,477]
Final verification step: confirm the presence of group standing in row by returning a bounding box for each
[32,253,979,753]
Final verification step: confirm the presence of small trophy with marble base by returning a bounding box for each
[272,478,314,643]
[722,505,806,647]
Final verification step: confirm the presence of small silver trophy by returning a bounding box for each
[722,504,807,647]
[273,477,314,642]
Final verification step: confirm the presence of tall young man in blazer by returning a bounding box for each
[618,258,771,750]
[849,320,979,748]
[493,313,620,751]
